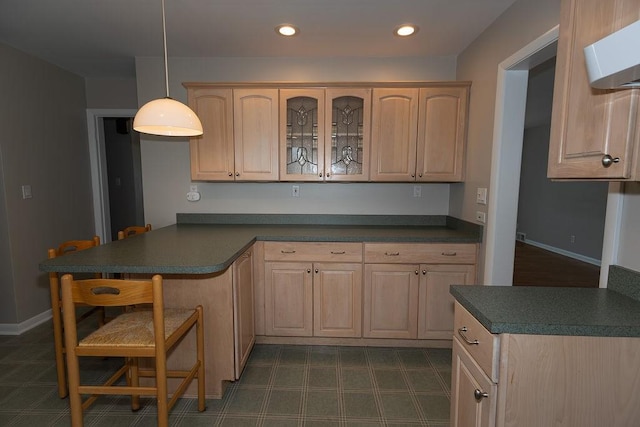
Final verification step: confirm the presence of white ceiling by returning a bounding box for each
[0,0,517,79]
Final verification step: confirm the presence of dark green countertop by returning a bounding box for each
[39,218,481,275]
[450,284,640,337]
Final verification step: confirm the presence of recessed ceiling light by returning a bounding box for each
[276,24,299,37]
[395,24,418,37]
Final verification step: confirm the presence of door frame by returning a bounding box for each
[483,26,623,287]
[86,108,138,242]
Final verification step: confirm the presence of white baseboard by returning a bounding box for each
[0,309,52,336]
[523,239,601,267]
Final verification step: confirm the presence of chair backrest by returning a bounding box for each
[118,224,152,240]
[49,236,100,259]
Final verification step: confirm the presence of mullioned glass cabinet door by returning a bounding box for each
[325,88,371,181]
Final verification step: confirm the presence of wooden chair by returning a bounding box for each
[48,237,104,399]
[117,224,152,240]
[61,274,205,427]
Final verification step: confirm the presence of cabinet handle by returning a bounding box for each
[422,269,427,275]
[458,327,479,345]
[330,251,346,254]
[385,252,400,256]
[307,269,311,273]
[235,172,240,177]
[441,251,457,256]
[602,154,620,168]
[411,173,415,178]
[474,389,489,401]
[418,173,423,178]
[319,172,323,177]
[315,268,319,273]
[281,250,296,254]
[326,173,330,178]
[228,172,233,177]
[415,270,419,275]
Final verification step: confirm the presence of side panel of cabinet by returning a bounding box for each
[325,88,371,182]
[418,264,475,340]
[451,338,497,427]
[363,263,419,339]
[313,262,362,338]
[417,86,469,182]
[370,88,419,181]
[232,248,255,379]
[188,88,235,181]
[548,0,640,179]
[234,89,279,180]
[264,261,313,336]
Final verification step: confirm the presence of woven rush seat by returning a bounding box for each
[80,309,195,348]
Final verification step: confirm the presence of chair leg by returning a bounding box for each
[196,306,206,412]
[156,354,169,427]
[50,288,67,398]
[66,352,83,427]
[130,358,140,411]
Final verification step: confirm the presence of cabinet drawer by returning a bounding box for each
[453,302,500,382]
[364,243,476,264]
[264,242,363,262]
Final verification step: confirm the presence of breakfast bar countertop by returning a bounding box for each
[39,214,482,275]
[450,270,640,338]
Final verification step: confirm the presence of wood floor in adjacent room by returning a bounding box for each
[513,241,600,288]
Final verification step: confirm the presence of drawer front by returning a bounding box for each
[453,302,500,382]
[364,243,476,264]
[264,242,363,262]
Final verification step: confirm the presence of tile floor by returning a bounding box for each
[0,320,452,426]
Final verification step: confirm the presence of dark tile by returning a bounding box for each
[265,390,302,415]
[397,349,429,368]
[305,420,341,426]
[305,390,340,417]
[339,347,367,367]
[341,368,373,390]
[379,392,421,420]
[279,346,308,365]
[366,348,400,368]
[310,346,338,365]
[416,394,450,421]
[406,369,445,392]
[426,348,453,368]
[373,369,408,390]
[239,365,272,385]
[342,392,380,419]
[263,417,300,426]
[273,365,305,387]
[248,345,280,364]
[175,414,221,426]
[226,389,267,414]
[217,415,260,426]
[308,366,338,388]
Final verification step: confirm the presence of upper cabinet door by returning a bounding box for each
[548,0,640,179]
[280,89,325,181]
[234,89,279,181]
[416,86,469,182]
[324,88,371,182]
[188,87,235,181]
[370,88,419,181]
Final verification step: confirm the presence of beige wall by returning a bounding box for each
[85,77,138,109]
[0,42,94,326]
[135,56,458,228]
[451,0,561,281]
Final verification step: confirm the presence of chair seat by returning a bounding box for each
[80,309,195,348]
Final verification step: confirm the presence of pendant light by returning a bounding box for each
[133,0,203,137]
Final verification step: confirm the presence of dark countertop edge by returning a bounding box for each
[450,285,640,338]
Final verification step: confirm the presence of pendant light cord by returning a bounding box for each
[161,0,170,98]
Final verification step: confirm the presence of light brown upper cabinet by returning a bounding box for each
[280,88,371,181]
[370,84,469,182]
[548,0,640,180]
[187,86,279,181]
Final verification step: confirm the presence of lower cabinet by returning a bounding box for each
[232,247,255,379]
[263,242,363,338]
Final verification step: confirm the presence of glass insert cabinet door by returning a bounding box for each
[279,88,371,181]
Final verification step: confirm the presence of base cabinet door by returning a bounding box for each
[233,248,255,379]
[418,264,475,339]
[363,264,419,339]
[264,262,313,336]
[313,262,362,337]
[451,337,497,427]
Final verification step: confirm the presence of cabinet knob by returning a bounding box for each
[319,173,323,177]
[326,173,330,178]
[307,269,311,274]
[422,269,426,275]
[315,268,319,273]
[228,172,233,177]
[418,173,423,178]
[602,154,620,168]
[411,173,415,178]
[235,172,240,177]
[415,270,419,275]
[474,389,489,401]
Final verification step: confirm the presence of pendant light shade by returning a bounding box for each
[133,0,203,137]
[134,97,203,137]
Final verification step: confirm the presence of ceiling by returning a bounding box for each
[0,0,518,79]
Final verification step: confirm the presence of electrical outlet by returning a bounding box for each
[476,211,486,224]
[413,185,422,198]
[570,235,576,243]
[292,185,300,198]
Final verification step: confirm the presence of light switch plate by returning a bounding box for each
[476,187,488,205]
[21,185,32,199]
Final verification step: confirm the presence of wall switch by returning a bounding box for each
[292,185,300,198]
[476,187,488,205]
[413,185,422,198]
[570,235,576,243]
[21,185,32,199]
[476,211,486,223]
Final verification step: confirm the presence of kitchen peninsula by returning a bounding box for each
[40,214,482,398]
